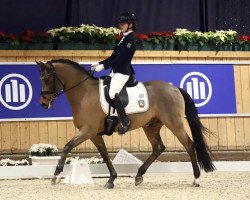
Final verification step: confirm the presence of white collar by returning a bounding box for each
[123,31,133,36]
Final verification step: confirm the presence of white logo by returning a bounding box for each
[0,74,33,110]
[180,72,212,107]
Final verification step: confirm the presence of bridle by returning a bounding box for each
[40,62,89,99]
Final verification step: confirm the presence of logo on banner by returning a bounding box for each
[0,74,33,110]
[180,72,212,107]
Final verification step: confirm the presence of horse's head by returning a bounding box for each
[36,61,64,109]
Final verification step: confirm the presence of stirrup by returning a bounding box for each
[118,120,131,134]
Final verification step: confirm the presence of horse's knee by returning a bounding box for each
[154,143,165,155]
[159,143,166,152]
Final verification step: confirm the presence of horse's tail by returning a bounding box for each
[178,87,215,172]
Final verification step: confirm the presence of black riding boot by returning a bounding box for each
[111,94,131,134]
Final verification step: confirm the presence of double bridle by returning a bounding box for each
[40,62,89,99]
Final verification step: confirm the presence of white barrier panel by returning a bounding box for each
[112,149,143,164]
[64,162,94,184]
[1,161,250,180]
[0,165,72,179]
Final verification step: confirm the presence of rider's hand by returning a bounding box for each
[91,62,99,70]
[93,64,104,72]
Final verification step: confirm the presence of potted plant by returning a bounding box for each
[134,33,150,50]
[206,30,236,51]
[49,24,119,50]
[235,35,250,51]
[161,31,175,50]
[0,158,29,166]
[0,30,53,50]
[29,143,60,165]
[174,29,198,50]
[0,32,19,49]
[141,32,174,50]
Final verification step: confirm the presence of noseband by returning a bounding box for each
[40,62,89,99]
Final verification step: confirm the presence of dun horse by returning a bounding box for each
[36,59,215,188]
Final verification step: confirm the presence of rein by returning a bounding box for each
[40,62,89,99]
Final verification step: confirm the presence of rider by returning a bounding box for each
[91,11,137,134]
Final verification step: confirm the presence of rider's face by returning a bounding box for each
[119,23,129,33]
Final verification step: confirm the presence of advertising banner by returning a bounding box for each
[0,63,236,121]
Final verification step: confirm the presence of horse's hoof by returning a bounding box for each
[104,182,114,189]
[51,176,61,185]
[135,176,143,186]
[192,179,200,187]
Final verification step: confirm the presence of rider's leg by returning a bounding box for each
[109,73,130,134]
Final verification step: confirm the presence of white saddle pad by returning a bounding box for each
[99,79,149,116]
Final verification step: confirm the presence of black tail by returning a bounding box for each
[178,88,215,172]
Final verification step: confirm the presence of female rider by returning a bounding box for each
[91,11,137,134]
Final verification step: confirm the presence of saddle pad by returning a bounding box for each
[99,79,149,116]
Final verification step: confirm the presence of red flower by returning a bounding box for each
[134,33,149,40]
[22,35,31,43]
[38,32,51,39]
[146,32,174,37]
[147,32,163,37]
[238,35,250,44]
[8,33,16,40]
[115,32,123,41]
[162,31,174,37]
[22,29,35,38]
[0,32,6,39]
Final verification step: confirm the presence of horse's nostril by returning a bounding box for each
[41,103,48,109]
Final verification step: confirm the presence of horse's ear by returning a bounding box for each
[35,60,46,70]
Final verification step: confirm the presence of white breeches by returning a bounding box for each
[109,72,129,99]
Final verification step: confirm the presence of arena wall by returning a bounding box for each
[0,50,250,158]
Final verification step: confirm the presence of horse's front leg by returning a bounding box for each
[51,131,90,185]
[91,135,117,189]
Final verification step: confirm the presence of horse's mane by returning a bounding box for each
[49,59,98,80]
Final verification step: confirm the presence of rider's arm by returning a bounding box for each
[99,37,136,69]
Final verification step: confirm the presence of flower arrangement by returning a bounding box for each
[206,30,237,45]
[134,33,149,46]
[29,143,58,157]
[48,24,120,44]
[0,30,52,45]
[0,25,249,50]
[0,158,29,166]
[65,156,104,164]
[174,29,197,46]
[174,29,237,46]
[237,35,250,44]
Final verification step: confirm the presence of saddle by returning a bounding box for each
[99,75,149,136]
[101,75,138,108]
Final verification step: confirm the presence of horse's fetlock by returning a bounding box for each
[55,165,63,173]
[111,173,117,179]
[138,167,146,176]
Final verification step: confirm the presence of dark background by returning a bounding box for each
[0,0,249,34]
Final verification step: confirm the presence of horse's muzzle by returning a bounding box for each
[41,103,49,109]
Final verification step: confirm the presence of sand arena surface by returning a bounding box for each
[0,172,249,200]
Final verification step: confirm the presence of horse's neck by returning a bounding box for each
[55,64,95,91]
[55,65,98,106]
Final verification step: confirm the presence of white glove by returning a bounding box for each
[93,64,104,72]
[91,62,99,70]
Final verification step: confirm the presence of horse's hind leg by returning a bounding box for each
[91,135,117,189]
[135,121,165,186]
[170,124,201,186]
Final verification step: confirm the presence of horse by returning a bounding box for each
[36,59,215,188]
